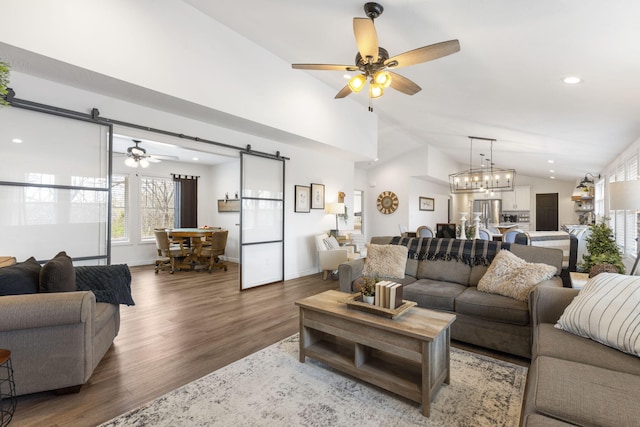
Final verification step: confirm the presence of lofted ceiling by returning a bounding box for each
[184,0,640,182]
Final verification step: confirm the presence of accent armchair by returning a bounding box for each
[315,234,359,280]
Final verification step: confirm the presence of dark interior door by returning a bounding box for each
[536,193,559,231]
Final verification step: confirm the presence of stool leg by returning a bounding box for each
[0,356,16,427]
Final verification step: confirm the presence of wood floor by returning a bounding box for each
[11,263,338,427]
[10,263,528,426]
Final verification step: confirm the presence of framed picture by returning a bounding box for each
[295,185,310,213]
[310,183,325,209]
[419,197,435,211]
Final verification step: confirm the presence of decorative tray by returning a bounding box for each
[343,293,417,319]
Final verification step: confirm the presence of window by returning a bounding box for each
[140,176,174,240]
[111,175,128,241]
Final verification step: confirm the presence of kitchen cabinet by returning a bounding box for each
[502,185,531,211]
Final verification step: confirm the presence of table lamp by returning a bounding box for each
[327,202,345,237]
[609,180,640,275]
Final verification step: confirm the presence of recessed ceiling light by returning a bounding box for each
[549,170,555,173]
[547,160,554,164]
[343,74,351,79]
[562,76,582,84]
[12,138,22,144]
[550,176,556,179]
[192,157,199,161]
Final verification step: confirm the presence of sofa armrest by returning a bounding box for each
[529,286,579,326]
[338,257,366,293]
[0,291,95,332]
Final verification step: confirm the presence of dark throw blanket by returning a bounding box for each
[75,264,135,306]
[390,237,511,266]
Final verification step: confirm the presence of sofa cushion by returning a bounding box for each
[403,279,466,311]
[478,250,556,301]
[555,272,640,357]
[0,257,41,296]
[417,259,471,285]
[534,323,640,376]
[455,287,530,325]
[39,251,76,293]
[522,414,576,427]
[532,356,640,427]
[362,244,408,279]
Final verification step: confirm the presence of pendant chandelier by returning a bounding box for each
[449,136,516,194]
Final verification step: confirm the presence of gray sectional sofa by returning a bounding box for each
[338,236,564,358]
[520,286,640,426]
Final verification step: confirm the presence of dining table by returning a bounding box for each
[169,228,219,270]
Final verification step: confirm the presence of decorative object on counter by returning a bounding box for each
[456,223,476,240]
[458,212,468,239]
[449,136,516,194]
[472,212,481,239]
[310,183,325,209]
[355,276,377,304]
[376,191,398,214]
[579,221,625,275]
[419,197,434,211]
[294,185,310,213]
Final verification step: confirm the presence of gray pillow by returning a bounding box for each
[39,251,76,293]
[0,257,41,295]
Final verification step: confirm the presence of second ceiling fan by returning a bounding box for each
[292,2,460,106]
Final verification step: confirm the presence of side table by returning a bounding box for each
[0,349,16,426]
[569,272,590,289]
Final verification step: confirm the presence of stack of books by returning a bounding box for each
[374,281,403,309]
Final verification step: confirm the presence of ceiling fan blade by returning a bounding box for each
[388,72,422,95]
[385,39,460,68]
[334,85,353,99]
[292,64,358,72]
[147,157,162,163]
[353,17,379,63]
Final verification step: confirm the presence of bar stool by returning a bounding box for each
[0,349,16,426]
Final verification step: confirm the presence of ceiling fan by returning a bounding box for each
[120,139,174,168]
[291,2,460,107]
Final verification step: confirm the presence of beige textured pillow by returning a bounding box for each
[556,273,640,357]
[478,250,556,301]
[362,244,408,279]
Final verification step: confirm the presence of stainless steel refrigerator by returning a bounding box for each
[472,199,502,228]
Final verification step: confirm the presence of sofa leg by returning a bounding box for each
[54,384,82,395]
[322,270,329,280]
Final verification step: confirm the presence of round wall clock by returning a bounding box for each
[377,191,399,214]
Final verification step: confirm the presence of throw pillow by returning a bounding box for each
[555,273,640,357]
[323,236,341,250]
[0,257,41,296]
[362,244,408,279]
[39,251,76,293]
[478,250,556,301]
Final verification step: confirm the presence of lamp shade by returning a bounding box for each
[609,181,640,210]
[327,202,345,215]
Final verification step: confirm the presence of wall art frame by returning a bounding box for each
[310,183,325,209]
[295,185,311,213]
[419,196,435,211]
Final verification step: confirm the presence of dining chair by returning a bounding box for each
[199,229,229,273]
[154,229,186,274]
[477,229,491,240]
[503,229,521,243]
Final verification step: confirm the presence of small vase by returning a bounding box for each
[362,295,375,305]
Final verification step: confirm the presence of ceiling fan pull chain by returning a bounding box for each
[368,98,374,112]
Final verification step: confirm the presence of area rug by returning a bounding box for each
[100,335,527,427]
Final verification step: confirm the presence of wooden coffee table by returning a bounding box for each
[295,290,456,417]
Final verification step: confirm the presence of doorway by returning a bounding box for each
[536,193,559,231]
[354,190,363,235]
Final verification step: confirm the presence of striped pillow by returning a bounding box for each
[555,273,640,357]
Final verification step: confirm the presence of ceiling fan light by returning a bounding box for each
[369,82,383,98]
[139,158,150,168]
[374,71,392,88]
[131,147,145,156]
[125,157,138,168]
[348,74,366,92]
